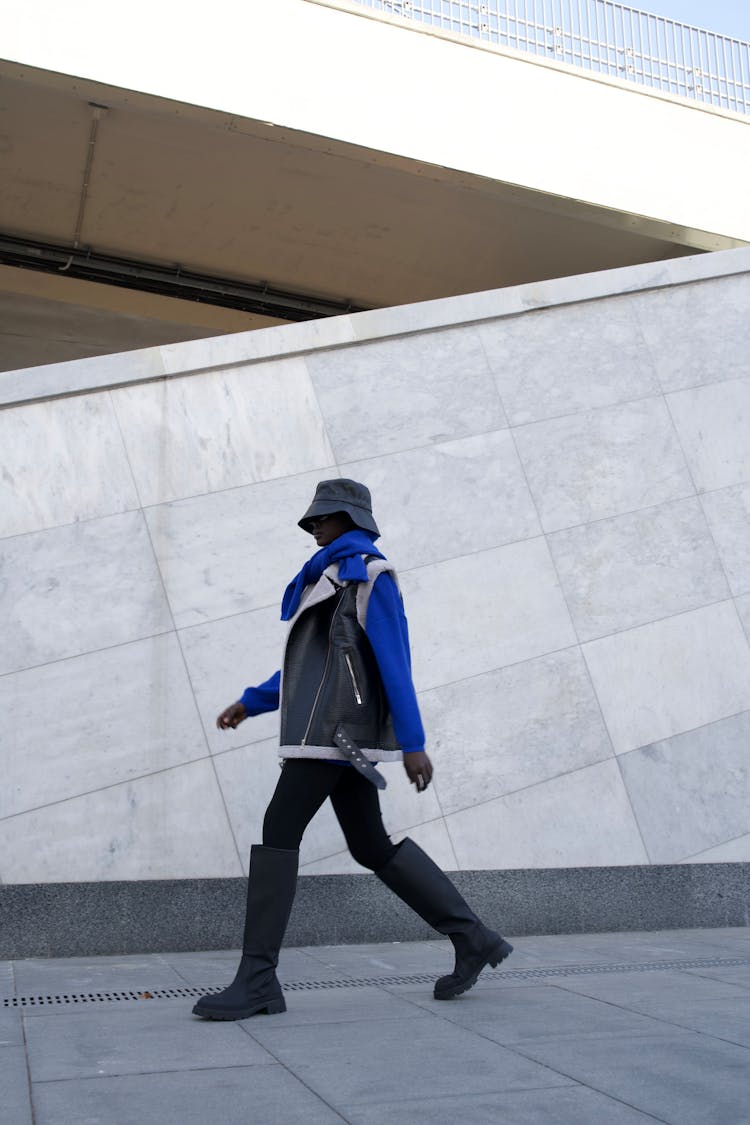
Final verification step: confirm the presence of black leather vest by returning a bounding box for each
[280,576,399,752]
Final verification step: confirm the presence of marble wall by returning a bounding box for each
[2,252,750,883]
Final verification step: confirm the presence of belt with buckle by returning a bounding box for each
[332,724,387,789]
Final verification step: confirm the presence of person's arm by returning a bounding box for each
[365,573,433,790]
[241,670,281,716]
[217,670,280,729]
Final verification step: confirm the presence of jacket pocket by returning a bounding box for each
[344,650,363,705]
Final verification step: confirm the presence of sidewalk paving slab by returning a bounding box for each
[1,1044,33,1125]
[513,1028,750,1125]
[12,953,186,996]
[23,1001,274,1083]
[393,982,671,1042]
[3,927,749,1125]
[242,1013,576,1107]
[32,1067,345,1125]
[338,1085,662,1124]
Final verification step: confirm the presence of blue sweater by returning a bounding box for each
[240,571,425,753]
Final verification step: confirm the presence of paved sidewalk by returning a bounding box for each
[2,927,750,1124]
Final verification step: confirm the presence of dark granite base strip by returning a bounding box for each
[1,862,748,959]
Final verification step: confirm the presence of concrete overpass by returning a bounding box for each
[1,0,748,371]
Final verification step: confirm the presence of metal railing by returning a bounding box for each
[348,0,750,114]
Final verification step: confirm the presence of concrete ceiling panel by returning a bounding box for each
[0,59,702,369]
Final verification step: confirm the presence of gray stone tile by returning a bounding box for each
[156,948,239,983]
[548,496,729,642]
[244,1014,572,1106]
[251,985,430,1026]
[582,601,750,754]
[380,778,450,849]
[618,712,750,863]
[32,1065,342,1125]
[681,822,750,862]
[683,966,750,990]
[0,634,208,819]
[402,983,666,1043]
[479,294,660,425]
[667,376,750,492]
[0,511,172,675]
[710,926,750,949]
[666,926,750,951]
[25,1000,273,1081]
[145,469,326,629]
[171,952,351,992]
[701,483,750,597]
[737,593,750,647]
[538,927,750,964]
[644,995,750,1047]
[633,273,750,392]
[514,1029,750,1125]
[473,935,614,969]
[513,397,694,533]
[111,358,334,506]
[159,317,356,375]
[381,975,541,994]
[178,605,285,754]
[0,758,241,882]
[342,1084,657,1124]
[401,539,576,692]
[297,848,377,876]
[550,968,749,1011]
[0,1045,32,1125]
[0,393,139,539]
[307,326,507,462]
[283,952,355,986]
[0,346,166,407]
[340,430,541,571]
[0,1008,24,1047]
[13,954,185,999]
[421,649,613,816]
[300,940,453,977]
[446,759,648,870]
[212,739,289,864]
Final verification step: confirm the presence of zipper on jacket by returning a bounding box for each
[344,651,363,705]
[300,592,346,747]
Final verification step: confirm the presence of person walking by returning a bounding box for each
[193,478,512,1021]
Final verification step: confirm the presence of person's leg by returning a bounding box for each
[329,767,398,872]
[193,760,345,1020]
[375,838,513,1000]
[262,759,344,849]
[330,771,511,998]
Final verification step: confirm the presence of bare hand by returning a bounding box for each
[216,701,247,730]
[403,750,433,792]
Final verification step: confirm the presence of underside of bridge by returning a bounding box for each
[0,58,709,372]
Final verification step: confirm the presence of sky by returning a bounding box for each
[626,0,750,40]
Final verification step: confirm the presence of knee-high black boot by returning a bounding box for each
[376,837,513,1000]
[193,845,299,1020]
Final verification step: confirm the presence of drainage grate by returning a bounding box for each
[3,987,206,1008]
[3,955,748,1008]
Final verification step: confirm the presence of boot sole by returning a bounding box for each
[434,938,514,1001]
[192,995,286,1021]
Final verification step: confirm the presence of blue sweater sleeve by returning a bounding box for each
[240,670,280,716]
[365,573,426,754]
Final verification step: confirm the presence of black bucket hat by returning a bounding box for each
[298,478,380,537]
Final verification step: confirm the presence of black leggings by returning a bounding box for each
[262,759,397,872]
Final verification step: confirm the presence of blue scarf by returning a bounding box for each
[281,530,384,621]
